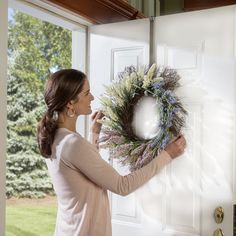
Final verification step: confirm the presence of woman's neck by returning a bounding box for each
[57,114,77,132]
[58,123,76,132]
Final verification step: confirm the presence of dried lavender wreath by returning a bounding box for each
[99,64,187,171]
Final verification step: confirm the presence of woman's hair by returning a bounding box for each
[37,69,86,158]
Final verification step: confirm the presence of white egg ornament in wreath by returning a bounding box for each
[132,96,161,140]
[98,64,187,171]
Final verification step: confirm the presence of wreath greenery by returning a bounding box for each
[99,64,187,171]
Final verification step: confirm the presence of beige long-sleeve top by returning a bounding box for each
[46,127,172,236]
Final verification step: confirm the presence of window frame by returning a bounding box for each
[2,1,90,234]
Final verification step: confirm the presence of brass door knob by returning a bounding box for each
[213,228,224,236]
[214,206,224,224]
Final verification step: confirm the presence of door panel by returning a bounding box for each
[89,6,235,236]
[89,18,149,110]
[153,6,235,236]
[88,18,150,234]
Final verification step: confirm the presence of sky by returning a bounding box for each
[8,7,14,22]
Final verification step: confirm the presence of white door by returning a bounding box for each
[89,6,235,236]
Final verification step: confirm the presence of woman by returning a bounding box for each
[37,69,186,236]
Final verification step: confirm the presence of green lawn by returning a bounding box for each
[6,205,57,236]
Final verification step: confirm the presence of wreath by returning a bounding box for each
[99,64,187,171]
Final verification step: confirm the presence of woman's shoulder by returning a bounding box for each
[56,129,97,160]
[56,128,92,150]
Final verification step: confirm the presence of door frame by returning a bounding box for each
[234,6,236,213]
[0,0,7,235]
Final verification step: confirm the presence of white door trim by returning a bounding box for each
[0,0,8,235]
[233,6,236,208]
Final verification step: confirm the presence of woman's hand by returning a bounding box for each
[90,111,104,134]
[165,135,186,159]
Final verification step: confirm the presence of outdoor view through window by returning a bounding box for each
[6,8,72,236]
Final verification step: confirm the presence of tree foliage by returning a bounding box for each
[7,10,72,198]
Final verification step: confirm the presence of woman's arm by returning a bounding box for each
[61,133,172,196]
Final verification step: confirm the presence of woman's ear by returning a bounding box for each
[66,100,74,109]
[66,97,80,109]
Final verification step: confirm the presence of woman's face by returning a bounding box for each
[75,79,94,115]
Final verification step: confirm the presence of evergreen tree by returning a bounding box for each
[7,10,72,198]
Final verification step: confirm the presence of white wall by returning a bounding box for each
[0,0,7,235]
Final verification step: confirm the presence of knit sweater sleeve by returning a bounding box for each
[61,133,172,196]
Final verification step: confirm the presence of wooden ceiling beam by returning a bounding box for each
[184,0,236,11]
[46,0,145,24]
